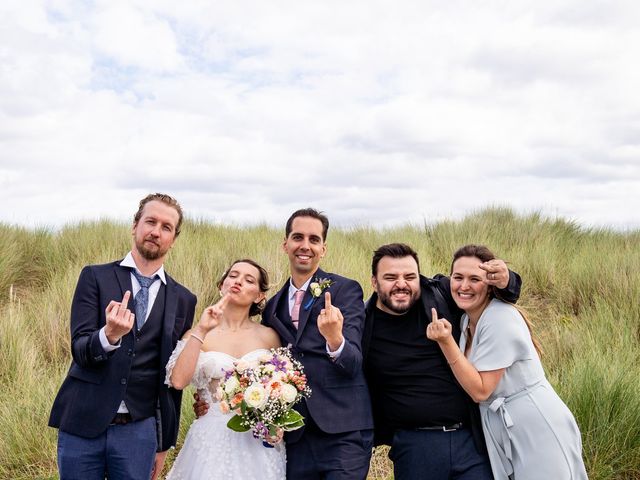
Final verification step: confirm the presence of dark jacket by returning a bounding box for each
[362,272,521,449]
[262,268,373,435]
[49,260,197,451]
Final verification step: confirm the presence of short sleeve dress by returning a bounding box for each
[460,299,588,480]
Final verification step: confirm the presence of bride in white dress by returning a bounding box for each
[164,259,285,480]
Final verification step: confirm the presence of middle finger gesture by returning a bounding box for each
[426,308,453,343]
[104,291,134,344]
[317,292,344,351]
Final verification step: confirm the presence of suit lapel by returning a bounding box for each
[114,262,133,309]
[161,276,178,362]
[295,288,315,340]
[113,262,137,346]
[266,283,296,345]
[295,268,328,340]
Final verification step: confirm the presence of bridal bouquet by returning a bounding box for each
[217,347,312,446]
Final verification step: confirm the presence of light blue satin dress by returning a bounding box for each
[460,299,588,479]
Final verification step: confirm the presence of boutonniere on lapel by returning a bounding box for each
[304,278,334,310]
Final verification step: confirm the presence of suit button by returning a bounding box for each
[299,352,304,358]
[120,378,127,385]
[127,349,133,356]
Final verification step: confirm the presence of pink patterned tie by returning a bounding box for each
[291,290,305,329]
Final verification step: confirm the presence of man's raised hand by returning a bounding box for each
[426,307,453,343]
[317,291,344,351]
[104,291,134,344]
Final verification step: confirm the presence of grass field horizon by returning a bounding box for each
[1,207,639,479]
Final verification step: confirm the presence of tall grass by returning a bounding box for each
[0,209,639,479]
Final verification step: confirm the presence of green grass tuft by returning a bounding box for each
[1,209,638,479]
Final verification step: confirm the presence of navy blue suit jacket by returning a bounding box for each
[262,268,373,435]
[49,260,197,451]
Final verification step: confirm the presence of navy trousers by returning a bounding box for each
[57,417,157,480]
[389,427,493,480]
[286,420,374,480]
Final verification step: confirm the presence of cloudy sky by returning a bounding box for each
[2,1,639,230]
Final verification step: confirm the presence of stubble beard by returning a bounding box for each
[378,289,420,315]
[136,238,166,261]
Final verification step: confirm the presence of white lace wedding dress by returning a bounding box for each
[164,342,286,480]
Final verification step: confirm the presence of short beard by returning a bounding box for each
[136,239,166,261]
[378,290,419,315]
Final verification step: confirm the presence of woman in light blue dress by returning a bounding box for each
[427,244,588,480]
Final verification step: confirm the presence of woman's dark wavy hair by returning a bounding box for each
[451,244,542,356]
[217,259,269,317]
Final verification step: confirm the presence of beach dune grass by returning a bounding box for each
[0,208,638,479]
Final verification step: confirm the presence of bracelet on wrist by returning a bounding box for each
[190,332,205,344]
[448,354,462,366]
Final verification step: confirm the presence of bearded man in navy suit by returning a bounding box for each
[49,193,197,480]
[261,208,374,479]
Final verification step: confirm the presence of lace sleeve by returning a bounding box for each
[164,339,187,388]
[192,355,225,390]
[191,357,208,390]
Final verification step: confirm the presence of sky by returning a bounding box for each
[2,0,639,231]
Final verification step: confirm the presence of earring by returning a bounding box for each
[256,298,266,312]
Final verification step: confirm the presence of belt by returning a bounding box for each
[416,422,463,432]
[110,413,133,425]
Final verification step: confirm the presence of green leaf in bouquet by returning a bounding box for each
[282,419,305,431]
[280,409,303,424]
[279,409,305,431]
[226,414,250,432]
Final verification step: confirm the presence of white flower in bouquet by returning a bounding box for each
[280,383,298,403]
[244,383,268,409]
[224,375,240,394]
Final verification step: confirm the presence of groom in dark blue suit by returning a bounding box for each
[49,193,197,480]
[262,208,374,479]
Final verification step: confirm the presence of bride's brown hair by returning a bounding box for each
[217,259,270,317]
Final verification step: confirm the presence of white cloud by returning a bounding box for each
[90,2,182,72]
[1,0,639,231]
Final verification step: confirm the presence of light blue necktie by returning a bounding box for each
[131,270,158,330]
